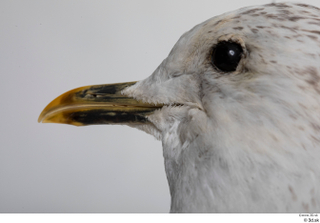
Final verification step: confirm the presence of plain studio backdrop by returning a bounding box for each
[1,0,320,213]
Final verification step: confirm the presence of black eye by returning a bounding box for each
[211,41,243,72]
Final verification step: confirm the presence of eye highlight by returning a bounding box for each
[211,41,243,72]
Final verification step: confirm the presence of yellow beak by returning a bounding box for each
[38,81,163,126]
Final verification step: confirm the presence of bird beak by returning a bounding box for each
[38,81,163,126]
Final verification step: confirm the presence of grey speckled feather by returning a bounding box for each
[123,3,320,212]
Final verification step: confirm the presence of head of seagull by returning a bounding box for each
[39,3,320,212]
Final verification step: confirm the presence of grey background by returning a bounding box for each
[1,0,319,213]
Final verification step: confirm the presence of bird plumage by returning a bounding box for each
[123,3,320,212]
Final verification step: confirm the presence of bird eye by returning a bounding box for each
[211,41,243,72]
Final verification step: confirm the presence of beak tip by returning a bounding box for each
[38,112,46,123]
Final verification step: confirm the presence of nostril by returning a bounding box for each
[84,92,98,98]
[86,92,104,98]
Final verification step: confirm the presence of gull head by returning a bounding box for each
[39,3,320,212]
